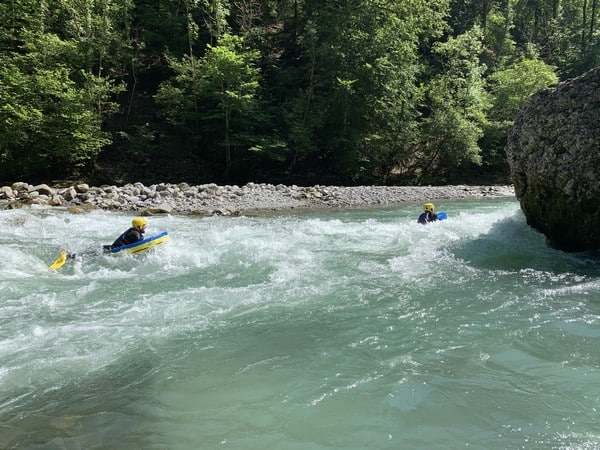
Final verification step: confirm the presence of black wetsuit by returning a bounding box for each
[418,211,438,225]
[111,227,144,249]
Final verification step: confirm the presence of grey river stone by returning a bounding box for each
[1,182,515,216]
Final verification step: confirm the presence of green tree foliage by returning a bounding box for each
[156,33,273,178]
[0,0,597,184]
[417,26,491,183]
[512,0,600,76]
[0,64,111,179]
[478,54,558,175]
[488,55,558,122]
[275,0,450,183]
[0,0,125,180]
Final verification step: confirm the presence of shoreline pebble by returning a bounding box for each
[0,182,515,216]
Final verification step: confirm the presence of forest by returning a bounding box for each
[0,0,598,186]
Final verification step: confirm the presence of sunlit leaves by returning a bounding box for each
[488,56,558,121]
[156,33,263,170]
[0,64,110,178]
[418,26,491,180]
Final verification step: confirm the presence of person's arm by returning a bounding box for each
[128,229,143,243]
[113,228,142,248]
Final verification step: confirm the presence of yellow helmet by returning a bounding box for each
[132,217,148,230]
[424,203,435,213]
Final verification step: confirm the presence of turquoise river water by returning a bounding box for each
[1,198,600,449]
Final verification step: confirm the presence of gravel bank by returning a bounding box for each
[0,182,515,215]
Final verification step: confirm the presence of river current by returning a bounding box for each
[1,198,599,449]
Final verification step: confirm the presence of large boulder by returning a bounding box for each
[506,67,600,252]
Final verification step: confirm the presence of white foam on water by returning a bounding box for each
[2,200,600,449]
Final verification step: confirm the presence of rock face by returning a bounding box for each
[506,67,600,252]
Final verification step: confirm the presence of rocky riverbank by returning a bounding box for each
[0,182,515,215]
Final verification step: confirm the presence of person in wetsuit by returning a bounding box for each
[418,203,438,225]
[65,217,149,260]
[110,217,148,250]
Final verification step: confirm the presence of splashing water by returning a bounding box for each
[1,199,600,449]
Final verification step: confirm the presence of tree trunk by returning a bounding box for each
[481,0,492,28]
[225,107,231,178]
[591,0,597,44]
[582,0,588,51]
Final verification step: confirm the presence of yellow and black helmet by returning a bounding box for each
[423,203,435,213]
[132,217,148,230]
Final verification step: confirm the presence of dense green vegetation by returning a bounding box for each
[1,0,597,185]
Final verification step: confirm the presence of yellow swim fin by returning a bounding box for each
[49,250,68,270]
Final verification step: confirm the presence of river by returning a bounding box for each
[1,199,599,449]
